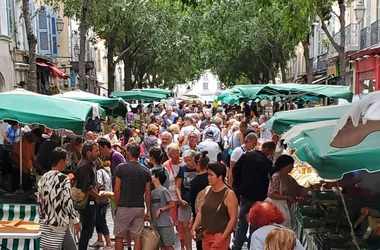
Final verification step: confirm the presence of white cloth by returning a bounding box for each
[103,134,118,145]
[259,122,272,141]
[249,224,305,250]
[230,146,246,163]
[199,139,221,162]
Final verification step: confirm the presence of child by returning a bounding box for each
[151,169,175,250]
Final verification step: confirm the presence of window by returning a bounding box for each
[203,82,208,90]
[50,13,58,57]
[37,7,50,54]
[378,0,380,20]
[6,0,12,36]
[366,0,371,27]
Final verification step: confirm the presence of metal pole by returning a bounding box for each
[19,126,23,191]
[61,129,64,146]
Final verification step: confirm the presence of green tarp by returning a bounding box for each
[268,104,353,135]
[0,89,100,134]
[58,90,120,109]
[229,84,353,102]
[111,90,167,101]
[138,89,174,98]
[289,123,380,180]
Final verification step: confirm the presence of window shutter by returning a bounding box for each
[50,13,58,57]
[37,7,50,55]
[6,0,12,36]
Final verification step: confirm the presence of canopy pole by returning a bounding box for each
[60,129,64,147]
[19,125,23,191]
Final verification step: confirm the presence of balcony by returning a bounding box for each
[312,55,327,73]
[361,27,370,49]
[329,23,360,56]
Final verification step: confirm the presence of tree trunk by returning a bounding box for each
[107,32,116,96]
[123,57,133,90]
[78,0,91,91]
[302,39,313,84]
[270,70,276,84]
[22,0,37,92]
[338,0,346,85]
[280,61,287,83]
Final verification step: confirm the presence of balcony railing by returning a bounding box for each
[361,26,371,50]
[328,23,359,55]
[371,20,380,46]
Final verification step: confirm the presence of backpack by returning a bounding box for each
[232,146,247,187]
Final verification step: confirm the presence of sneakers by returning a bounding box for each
[89,241,104,247]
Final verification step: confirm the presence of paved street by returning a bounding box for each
[88,210,249,250]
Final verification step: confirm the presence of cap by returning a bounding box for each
[206,130,214,138]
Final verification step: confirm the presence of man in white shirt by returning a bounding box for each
[228,132,258,187]
[199,130,221,163]
[103,130,118,145]
[178,116,200,147]
[257,115,272,141]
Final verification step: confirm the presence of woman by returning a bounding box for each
[265,228,297,250]
[169,124,180,145]
[163,143,186,248]
[90,163,113,249]
[247,201,304,250]
[3,123,19,145]
[132,105,144,129]
[149,147,169,188]
[190,151,210,250]
[192,162,238,250]
[142,124,159,166]
[176,149,198,250]
[38,147,80,250]
[65,136,83,167]
[267,155,312,229]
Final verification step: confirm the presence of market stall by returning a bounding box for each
[111,90,168,102]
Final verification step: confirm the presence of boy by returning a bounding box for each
[151,169,175,250]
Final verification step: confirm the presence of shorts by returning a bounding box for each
[114,207,145,238]
[155,226,175,247]
[178,205,192,222]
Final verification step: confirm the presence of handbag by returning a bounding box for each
[194,188,230,242]
[71,186,89,210]
[141,226,160,250]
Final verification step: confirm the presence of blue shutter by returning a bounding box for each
[6,0,12,36]
[50,13,58,57]
[37,7,50,55]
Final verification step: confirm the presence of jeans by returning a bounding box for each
[232,196,256,250]
[96,203,110,236]
[78,202,97,250]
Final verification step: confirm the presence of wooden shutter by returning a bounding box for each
[37,7,50,55]
[50,13,58,57]
[6,0,12,36]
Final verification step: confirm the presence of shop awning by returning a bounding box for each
[36,62,69,78]
[111,90,168,101]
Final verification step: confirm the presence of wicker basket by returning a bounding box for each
[142,226,160,250]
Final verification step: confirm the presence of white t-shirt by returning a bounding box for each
[259,122,272,141]
[230,145,247,163]
[166,162,184,201]
[199,139,221,162]
[180,125,199,137]
[103,134,118,145]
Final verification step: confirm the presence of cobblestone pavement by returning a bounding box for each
[88,210,248,250]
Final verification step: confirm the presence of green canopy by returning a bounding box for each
[267,104,353,135]
[0,89,101,134]
[230,84,353,102]
[138,89,174,98]
[289,123,380,180]
[111,90,167,101]
[57,90,120,109]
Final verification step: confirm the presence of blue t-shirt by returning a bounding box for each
[177,165,197,204]
[4,125,19,144]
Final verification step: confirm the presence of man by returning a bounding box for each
[97,138,126,188]
[202,116,222,143]
[198,130,220,162]
[159,131,172,163]
[180,131,201,155]
[200,109,212,130]
[257,115,272,141]
[114,142,151,250]
[162,106,178,128]
[216,107,224,119]
[75,141,105,250]
[86,131,95,141]
[232,141,276,250]
[103,130,118,145]
[231,122,248,150]
[11,129,40,191]
[228,132,258,187]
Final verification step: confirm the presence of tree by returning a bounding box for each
[22,0,38,92]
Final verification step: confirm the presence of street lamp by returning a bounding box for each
[74,44,80,56]
[354,0,366,23]
[56,17,64,34]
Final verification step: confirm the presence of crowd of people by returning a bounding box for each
[1,100,321,250]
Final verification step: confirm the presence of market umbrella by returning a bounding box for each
[57,90,120,109]
[289,122,380,180]
[331,91,380,148]
[267,104,352,135]
[138,89,175,98]
[111,90,167,101]
[0,88,102,134]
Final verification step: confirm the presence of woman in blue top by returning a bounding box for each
[3,123,19,145]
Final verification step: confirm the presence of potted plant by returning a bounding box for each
[322,39,330,48]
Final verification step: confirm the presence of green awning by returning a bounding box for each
[230,84,353,102]
[57,90,120,109]
[289,123,380,180]
[268,104,352,135]
[138,89,174,98]
[0,89,102,134]
[111,90,167,101]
